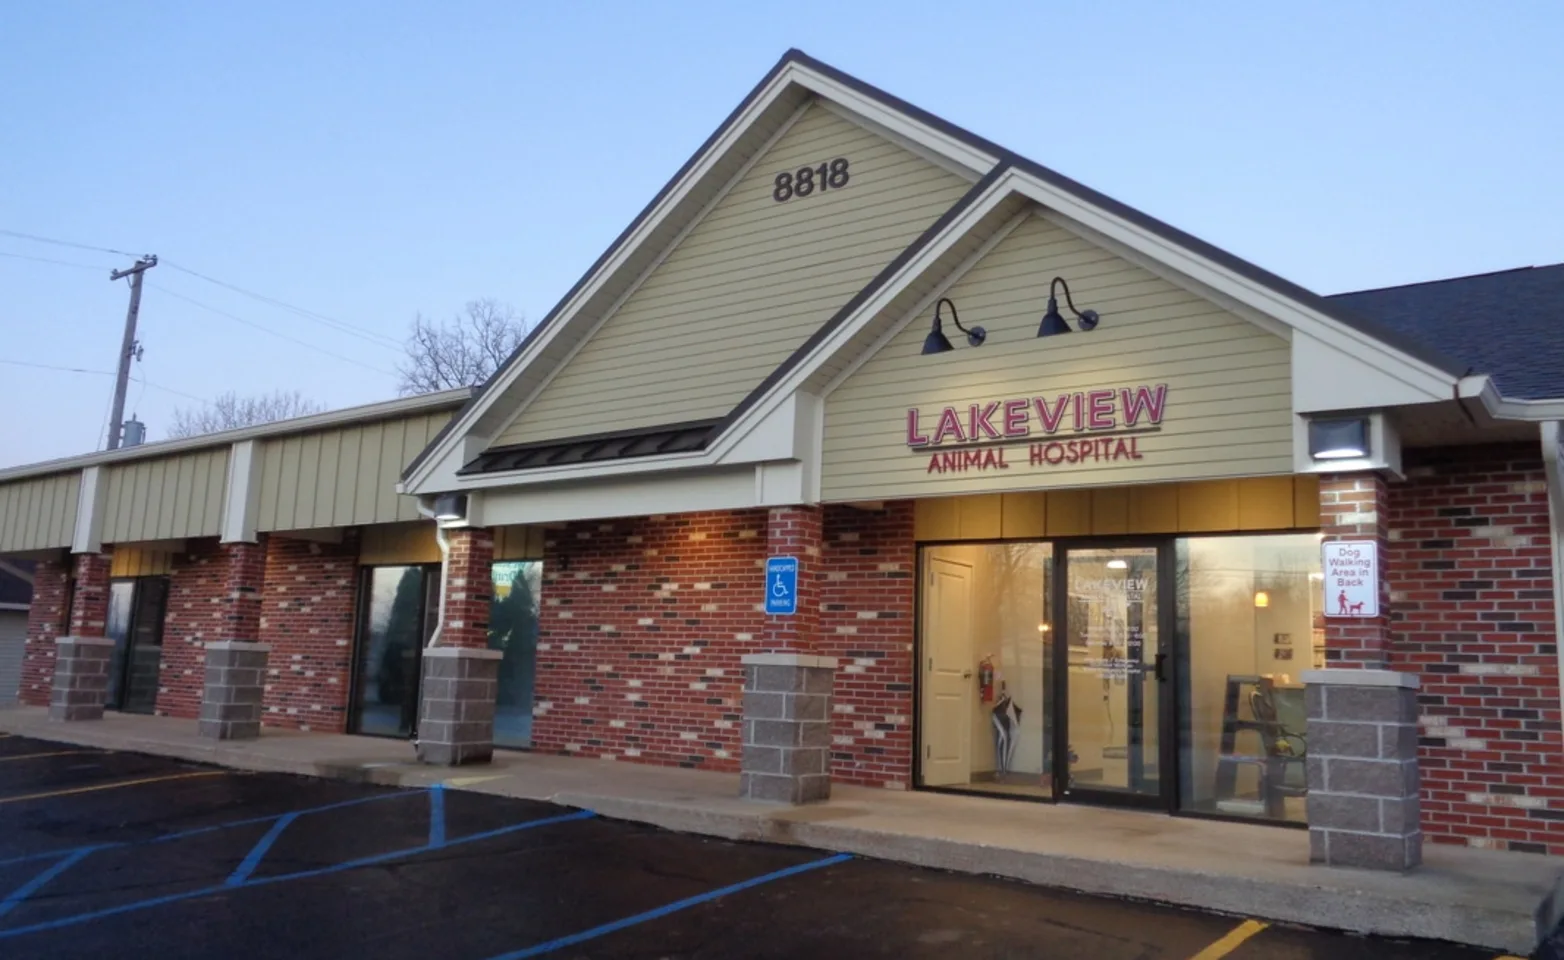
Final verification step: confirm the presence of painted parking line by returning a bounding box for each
[1188,919,1268,959]
[485,852,854,959]
[0,771,228,806]
[0,785,425,870]
[0,750,111,763]
[0,808,597,940]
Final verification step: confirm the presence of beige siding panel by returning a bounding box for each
[1000,492,1047,539]
[1091,488,1131,535]
[1045,490,1092,537]
[101,450,227,543]
[110,548,173,578]
[956,494,1003,540]
[494,525,544,560]
[0,473,79,552]
[1177,481,1240,533]
[821,212,1294,502]
[1238,476,1298,531]
[255,411,453,532]
[912,497,959,541]
[1127,484,1181,534]
[1294,474,1322,528]
[495,103,971,447]
[359,522,440,566]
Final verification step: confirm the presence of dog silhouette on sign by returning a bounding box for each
[1349,601,1365,616]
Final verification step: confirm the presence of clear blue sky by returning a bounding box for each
[2,1,1559,467]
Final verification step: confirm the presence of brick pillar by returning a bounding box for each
[742,505,836,804]
[1319,473,1393,668]
[19,558,71,707]
[417,526,500,765]
[761,506,822,653]
[69,552,111,638]
[199,539,269,740]
[1304,670,1422,870]
[48,552,114,721]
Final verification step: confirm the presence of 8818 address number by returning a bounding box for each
[773,157,850,202]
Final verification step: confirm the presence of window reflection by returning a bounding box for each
[1176,534,1321,823]
[489,560,541,748]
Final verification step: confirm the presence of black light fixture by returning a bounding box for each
[921,297,986,355]
[1308,418,1371,461]
[1037,276,1101,337]
[433,492,468,522]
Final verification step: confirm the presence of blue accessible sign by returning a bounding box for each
[764,556,799,616]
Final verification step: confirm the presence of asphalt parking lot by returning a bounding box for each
[0,733,1512,959]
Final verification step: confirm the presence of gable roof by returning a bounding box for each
[404,49,1536,491]
[1329,264,1564,400]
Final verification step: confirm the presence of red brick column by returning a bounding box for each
[762,506,823,654]
[219,538,266,642]
[259,534,360,732]
[1320,473,1394,668]
[441,527,495,649]
[19,558,71,707]
[69,552,112,638]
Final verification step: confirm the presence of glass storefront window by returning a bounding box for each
[352,565,438,737]
[489,560,541,749]
[1175,534,1322,823]
[105,577,168,715]
[918,544,1052,798]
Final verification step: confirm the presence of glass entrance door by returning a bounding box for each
[1058,545,1166,805]
[351,565,439,737]
[106,577,169,715]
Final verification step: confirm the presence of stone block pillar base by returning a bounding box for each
[200,641,270,740]
[1304,669,1422,871]
[49,636,116,721]
[416,647,501,766]
[740,653,837,804]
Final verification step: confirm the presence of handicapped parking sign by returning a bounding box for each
[764,556,798,615]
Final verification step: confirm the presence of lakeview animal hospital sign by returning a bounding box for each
[906,384,1167,474]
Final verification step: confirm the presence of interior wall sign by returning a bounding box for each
[772,157,850,202]
[905,384,1168,474]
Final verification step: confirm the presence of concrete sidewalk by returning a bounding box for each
[1,706,1557,953]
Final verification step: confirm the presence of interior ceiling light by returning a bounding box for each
[1037,276,1101,337]
[1106,559,1128,570]
[921,297,986,355]
[1254,590,1270,608]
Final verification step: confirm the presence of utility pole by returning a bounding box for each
[106,255,157,450]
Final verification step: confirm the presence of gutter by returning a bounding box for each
[1459,375,1564,421]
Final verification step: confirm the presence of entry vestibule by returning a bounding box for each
[914,480,1322,825]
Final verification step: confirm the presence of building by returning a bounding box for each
[3,51,1563,875]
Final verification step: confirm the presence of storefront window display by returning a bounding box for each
[489,560,541,749]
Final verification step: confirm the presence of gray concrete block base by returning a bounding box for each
[1304,669,1422,871]
[740,653,836,804]
[200,641,270,740]
[49,636,117,721]
[415,646,501,766]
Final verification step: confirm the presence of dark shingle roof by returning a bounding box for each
[460,420,722,476]
[1329,264,1564,400]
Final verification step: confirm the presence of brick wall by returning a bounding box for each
[18,557,70,707]
[536,510,768,769]
[1387,443,1563,854]
[259,534,361,732]
[534,505,920,786]
[442,527,495,649]
[820,503,916,788]
[157,540,228,719]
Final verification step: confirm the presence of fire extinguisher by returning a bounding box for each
[978,655,995,703]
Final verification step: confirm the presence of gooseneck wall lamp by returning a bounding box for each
[1037,276,1100,337]
[920,297,987,355]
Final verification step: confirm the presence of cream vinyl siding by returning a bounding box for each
[0,473,79,553]
[822,212,1294,501]
[256,411,451,532]
[493,102,971,448]
[102,450,228,543]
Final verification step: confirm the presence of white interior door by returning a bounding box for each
[922,557,974,786]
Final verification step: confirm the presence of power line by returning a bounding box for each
[0,250,116,271]
[147,282,396,377]
[0,358,209,403]
[161,260,402,349]
[0,228,143,259]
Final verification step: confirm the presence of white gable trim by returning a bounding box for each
[402,59,1001,495]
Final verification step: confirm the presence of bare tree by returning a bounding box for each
[166,390,326,439]
[397,298,527,395]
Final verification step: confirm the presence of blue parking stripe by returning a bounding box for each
[0,809,596,940]
[428,785,446,849]
[486,852,853,959]
[0,848,98,919]
[0,788,425,871]
[226,812,299,887]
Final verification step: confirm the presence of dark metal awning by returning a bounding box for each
[458,419,722,476]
